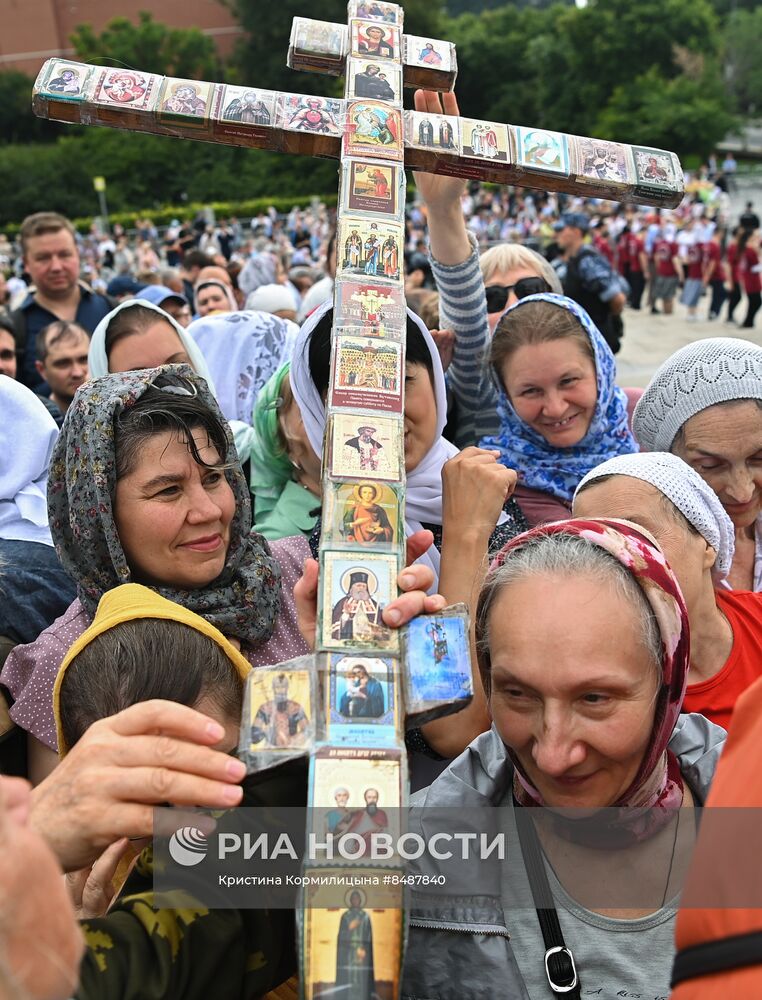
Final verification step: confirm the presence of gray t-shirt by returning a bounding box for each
[500,799,677,1000]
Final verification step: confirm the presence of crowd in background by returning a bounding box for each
[1,157,759,343]
[2,144,762,999]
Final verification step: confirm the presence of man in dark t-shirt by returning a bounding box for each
[10,212,111,389]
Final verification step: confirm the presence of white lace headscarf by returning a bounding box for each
[575,451,735,580]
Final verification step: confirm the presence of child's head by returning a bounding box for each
[54,585,249,755]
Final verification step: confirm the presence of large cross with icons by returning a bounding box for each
[32,6,684,997]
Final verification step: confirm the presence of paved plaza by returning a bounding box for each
[617,304,762,387]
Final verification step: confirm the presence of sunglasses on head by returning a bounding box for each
[485,277,551,313]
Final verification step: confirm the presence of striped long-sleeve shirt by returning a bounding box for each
[429,237,500,448]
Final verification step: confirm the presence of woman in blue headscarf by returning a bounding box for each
[480,293,638,525]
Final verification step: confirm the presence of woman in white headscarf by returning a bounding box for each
[291,301,526,768]
[193,278,239,318]
[89,299,256,461]
[187,310,299,425]
[0,376,75,644]
[574,450,762,730]
[290,300,528,584]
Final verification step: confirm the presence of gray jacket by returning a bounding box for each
[401,715,726,1000]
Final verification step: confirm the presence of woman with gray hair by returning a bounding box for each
[574,451,762,729]
[403,517,723,1000]
[633,337,762,593]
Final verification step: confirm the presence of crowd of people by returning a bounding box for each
[2,87,762,998]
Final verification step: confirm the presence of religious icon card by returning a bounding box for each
[334,280,406,339]
[327,413,404,484]
[239,657,317,772]
[157,77,214,129]
[278,93,344,135]
[92,68,159,114]
[288,18,348,75]
[212,85,278,148]
[300,869,404,1000]
[33,60,95,123]
[631,146,684,203]
[403,35,458,91]
[36,60,93,102]
[404,35,454,72]
[319,551,401,652]
[403,606,474,726]
[329,335,404,415]
[514,126,570,175]
[346,57,403,105]
[571,135,634,192]
[348,0,404,26]
[337,218,403,284]
[277,93,345,156]
[404,110,460,153]
[460,118,511,163]
[322,479,402,552]
[308,744,404,812]
[323,653,399,747]
[350,19,402,61]
[341,160,404,221]
[343,100,404,161]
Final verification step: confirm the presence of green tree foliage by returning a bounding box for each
[70,11,224,80]
[0,127,338,227]
[225,0,445,94]
[597,65,734,158]
[0,0,739,226]
[447,0,732,157]
[0,71,65,144]
[723,8,762,116]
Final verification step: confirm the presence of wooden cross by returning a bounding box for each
[32,9,684,999]
[32,35,684,209]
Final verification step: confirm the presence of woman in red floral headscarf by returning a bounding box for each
[403,518,726,1000]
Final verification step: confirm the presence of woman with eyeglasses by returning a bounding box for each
[414,90,639,525]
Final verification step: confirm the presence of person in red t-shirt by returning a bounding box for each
[702,228,727,320]
[739,229,761,329]
[592,225,615,266]
[680,236,705,321]
[574,453,762,731]
[651,234,683,314]
[724,226,744,323]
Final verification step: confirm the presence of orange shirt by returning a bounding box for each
[671,677,762,998]
[682,590,762,731]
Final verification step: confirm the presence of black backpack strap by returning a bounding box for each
[671,930,762,987]
[514,801,582,998]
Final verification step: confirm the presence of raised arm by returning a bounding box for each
[412,90,470,265]
[413,91,497,449]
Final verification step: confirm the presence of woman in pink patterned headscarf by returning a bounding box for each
[479,518,691,841]
[403,517,724,1000]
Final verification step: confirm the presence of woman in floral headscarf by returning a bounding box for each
[1,363,439,781]
[0,365,287,777]
[402,518,725,1000]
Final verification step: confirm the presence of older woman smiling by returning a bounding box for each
[402,519,724,1000]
